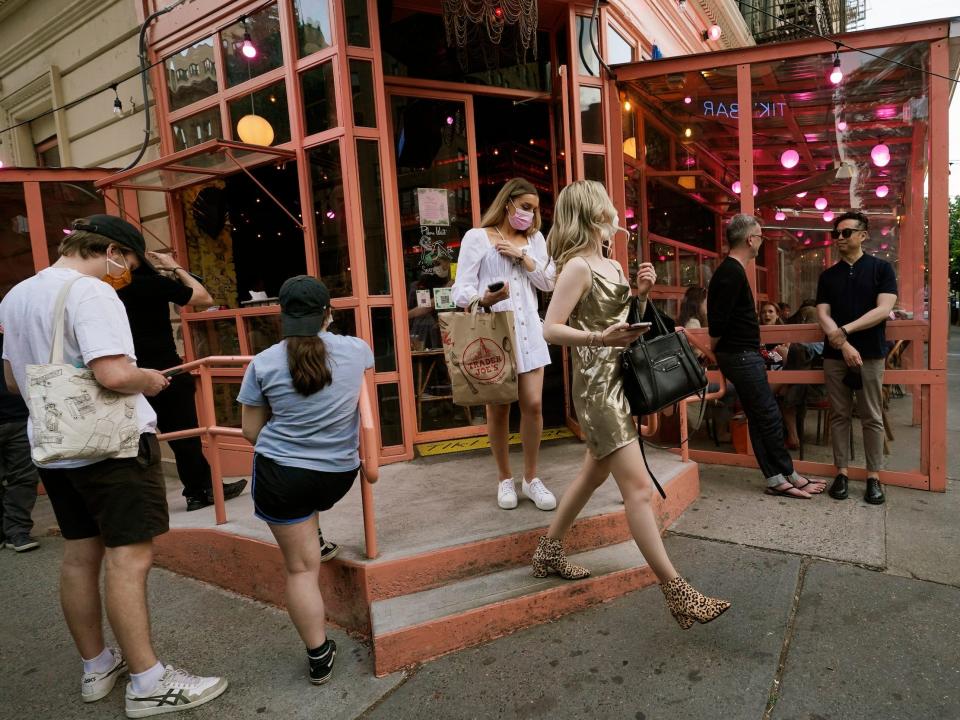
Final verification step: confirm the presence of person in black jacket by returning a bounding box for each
[707,214,825,499]
[118,250,246,512]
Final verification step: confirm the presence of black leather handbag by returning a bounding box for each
[620,297,708,498]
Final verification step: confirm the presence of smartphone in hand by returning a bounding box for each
[487,281,505,292]
[629,322,652,330]
[163,368,186,378]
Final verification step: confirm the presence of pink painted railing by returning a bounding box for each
[157,356,381,559]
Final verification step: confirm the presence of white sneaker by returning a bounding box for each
[82,648,127,703]
[125,665,228,718]
[522,477,557,510]
[497,479,518,509]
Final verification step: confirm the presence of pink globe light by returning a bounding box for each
[880,243,889,250]
[814,197,828,211]
[823,210,834,222]
[881,227,890,236]
[796,191,807,198]
[780,149,800,169]
[837,120,848,132]
[325,209,336,219]
[803,239,812,246]
[775,210,786,221]
[241,37,257,59]
[829,65,843,85]
[796,231,804,238]
[731,181,742,194]
[62,228,72,234]
[871,143,891,167]
[683,96,692,104]
[446,116,454,126]
[707,24,722,41]
[875,185,889,199]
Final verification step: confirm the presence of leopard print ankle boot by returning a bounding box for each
[531,535,590,580]
[660,576,730,629]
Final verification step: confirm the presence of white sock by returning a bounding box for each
[82,647,115,675]
[130,662,165,695]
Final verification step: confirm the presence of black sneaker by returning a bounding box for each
[185,495,211,512]
[6,535,39,552]
[219,479,248,502]
[318,530,340,563]
[308,639,337,685]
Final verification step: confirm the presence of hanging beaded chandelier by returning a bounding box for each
[442,0,538,62]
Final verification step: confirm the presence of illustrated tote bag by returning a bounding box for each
[26,277,140,465]
[438,304,519,406]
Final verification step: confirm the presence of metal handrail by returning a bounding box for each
[157,355,381,559]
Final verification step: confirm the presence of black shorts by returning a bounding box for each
[38,434,169,548]
[252,453,357,525]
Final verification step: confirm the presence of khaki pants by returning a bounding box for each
[822,358,885,472]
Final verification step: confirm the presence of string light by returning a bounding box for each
[240,17,257,59]
[780,148,800,169]
[111,84,122,114]
[876,185,889,198]
[871,142,891,167]
[815,197,828,210]
[829,48,843,85]
[775,209,786,221]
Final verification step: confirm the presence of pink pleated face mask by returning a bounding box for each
[508,200,534,231]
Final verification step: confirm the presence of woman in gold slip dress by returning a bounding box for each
[530,181,730,629]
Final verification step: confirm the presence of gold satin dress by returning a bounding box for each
[569,271,637,459]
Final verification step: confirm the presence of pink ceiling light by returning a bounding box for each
[796,191,807,198]
[705,24,722,41]
[871,142,891,167]
[875,185,889,198]
[829,51,843,85]
[881,227,890,236]
[775,210,786,221]
[731,180,741,194]
[814,197,828,211]
[823,210,834,222]
[683,96,692,104]
[837,120,848,132]
[780,149,800,169]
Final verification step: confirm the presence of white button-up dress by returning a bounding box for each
[451,228,556,374]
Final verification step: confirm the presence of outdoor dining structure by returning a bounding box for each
[609,18,957,491]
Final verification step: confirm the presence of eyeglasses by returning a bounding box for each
[830,227,865,240]
[748,233,767,242]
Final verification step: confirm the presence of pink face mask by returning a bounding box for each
[508,200,534,231]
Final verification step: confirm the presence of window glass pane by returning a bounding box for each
[172,107,222,152]
[579,86,602,145]
[40,182,106,265]
[301,63,338,135]
[647,182,716,250]
[166,38,218,112]
[245,313,282,354]
[190,319,241,358]
[344,0,370,47]
[376,383,403,446]
[294,0,333,57]
[576,16,600,77]
[607,28,633,65]
[652,242,676,286]
[644,121,670,171]
[356,140,389,295]
[228,81,290,146]
[370,307,396,372]
[350,60,376,127]
[221,4,283,87]
[214,381,242,427]
[37,143,61,168]
[0,184,33,294]
[330,308,356,336]
[584,154,605,183]
[381,11,550,92]
[309,142,351,297]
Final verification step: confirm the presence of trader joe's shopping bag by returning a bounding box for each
[438,306,519,406]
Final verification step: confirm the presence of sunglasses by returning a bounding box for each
[830,227,865,240]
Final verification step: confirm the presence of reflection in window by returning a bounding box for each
[357,140,389,295]
[576,16,600,76]
[579,86,603,145]
[350,60,376,127]
[221,4,283,87]
[172,107,222,152]
[344,0,370,46]
[0,184,33,294]
[376,383,403,446]
[652,242,675,286]
[40,182,106,265]
[644,121,670,170]
[213,381,243,427]
[166,37,218,112]
[371,307,397,372]
[294,0,333,57]
[607,28,633,65]
[245,314,282,354]
[584,154,605,183]
[329,308,356,336]
[190,319,241,358]
[647,182,715,251]
[228,81,290,146]
[309,142,351,297]
[301,63,338,135]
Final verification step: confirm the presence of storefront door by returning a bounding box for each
[386,87,566,443]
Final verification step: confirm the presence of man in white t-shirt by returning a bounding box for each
[0,216,227,717]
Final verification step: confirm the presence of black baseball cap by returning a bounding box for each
[279,275,331,337]
[72,214,158,274]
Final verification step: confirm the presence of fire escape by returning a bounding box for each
[738,0,866,44]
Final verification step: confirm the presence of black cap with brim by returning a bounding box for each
[73,214,158,274]
[279,275,331,337]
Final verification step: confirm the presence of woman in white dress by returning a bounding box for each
[451,178,557,511]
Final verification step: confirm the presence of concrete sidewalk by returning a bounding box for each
[2,328,957,718]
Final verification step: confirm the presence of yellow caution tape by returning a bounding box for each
[417,427,574,457]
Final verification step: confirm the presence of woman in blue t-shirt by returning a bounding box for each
[238,275,374,686]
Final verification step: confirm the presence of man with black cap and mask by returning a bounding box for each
[113,219,247,512]
[1,215,228,714]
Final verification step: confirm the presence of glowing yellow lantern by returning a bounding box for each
[236,114,274,147]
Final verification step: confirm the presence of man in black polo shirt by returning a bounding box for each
[816,211,897,505]
[118,249,246,511]
[708,214,825,498]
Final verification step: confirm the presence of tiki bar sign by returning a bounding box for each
[701,100,788,118]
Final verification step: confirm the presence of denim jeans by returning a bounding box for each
[716,350,795,486]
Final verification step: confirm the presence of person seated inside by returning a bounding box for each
[778,305,826,450]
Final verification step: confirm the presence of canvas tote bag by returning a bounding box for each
[26,276,140,464]
[438,302,519,406]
